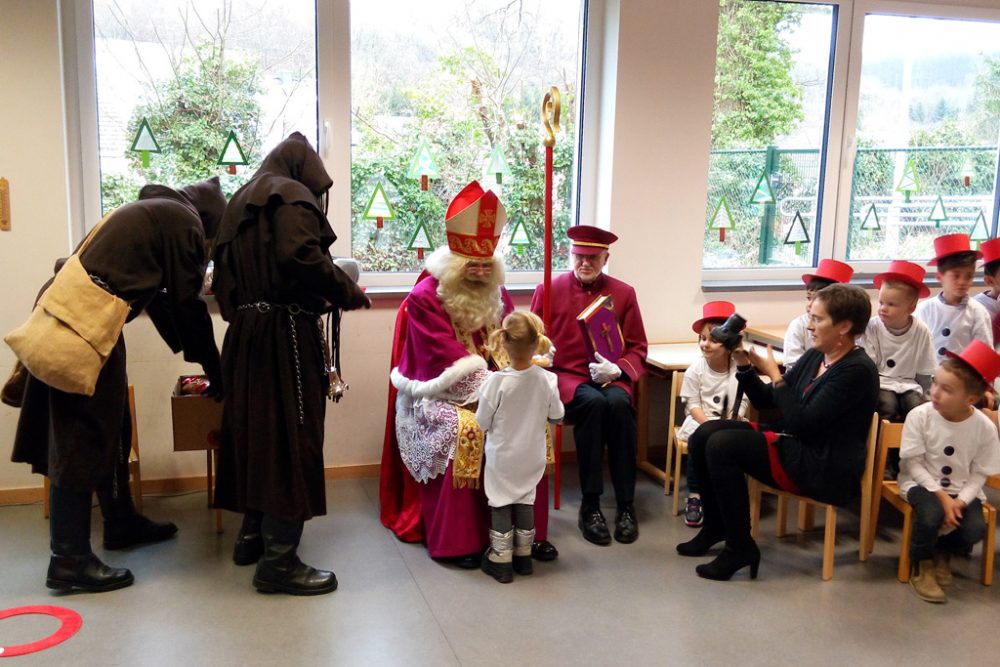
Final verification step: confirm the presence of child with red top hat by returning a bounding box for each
[899,339,1000,603]
[973,237,1000,348]
[859,260,936,423]
[678,301,750,527]
[915,233,993,364]
[783,259,854,369]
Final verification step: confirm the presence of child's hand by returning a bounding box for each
[984,389,996,410]
[939,493,965,528]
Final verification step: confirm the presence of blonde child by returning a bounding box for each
[476,311,564,583]
[679,301,749,527]
[783,259,854,369]
[899,340,1000,603]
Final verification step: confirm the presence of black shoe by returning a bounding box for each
[253,554,338,596]
[676,528,725,557]
[46,552,134,593]
[233,534,264,566]
[578,507,611,545]
[695,546,761,581]
[614,505,639,544]
[531,540,559,562]
[104,514,178,550]
[452,553,482,569]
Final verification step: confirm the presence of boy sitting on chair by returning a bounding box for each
[899,340,1000,603]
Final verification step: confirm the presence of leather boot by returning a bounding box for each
[252,516,337,596]
[233,511,264,566]
[47,547,133,593]
[103,514,178,550]
[932,552,953,587]
[513,528,534,575]
[481,529,514,583]
[910,559,947,603]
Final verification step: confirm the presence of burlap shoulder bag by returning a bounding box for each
[4,213,129,396]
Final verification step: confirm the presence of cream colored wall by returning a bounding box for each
[6,0,1000,491]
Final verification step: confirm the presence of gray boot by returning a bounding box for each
[481,529,514,583]
[513,528,535,575]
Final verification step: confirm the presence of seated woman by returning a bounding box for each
[676,283,878,581]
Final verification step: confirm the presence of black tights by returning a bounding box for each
[687,420,778,552]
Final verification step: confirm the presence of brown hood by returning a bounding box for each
[139,176,227,242]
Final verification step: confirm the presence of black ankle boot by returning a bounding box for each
[46,551,134,593]
[695,545,761,581]
[676,528,724,557]
[104,514,178,550]
[253,517,336,595]
[233,512,264,566]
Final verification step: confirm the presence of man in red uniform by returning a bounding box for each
[531,226,647,545]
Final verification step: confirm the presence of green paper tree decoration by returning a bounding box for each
[486,145,512,185]
[783,211,810,256]
[749,171,776,206]
[130,117,161,168]
[961,157,975,188]
[895,158,920,203]
[361,181,396,229]
[970,210,990,248]
[928,194,948,228]
[508,218,531,254]
[406,220,434,260]
[217,130,249,175]
[708,195,735,243]
[406,140,440,191]
[860,203,880,231]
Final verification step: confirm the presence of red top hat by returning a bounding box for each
[927,233,982,266]
[692,301,735,334]
[873,260,930,299]
[567,225,619,256]
[444,181,507,259]
[981,238,1000,266]
[801,259,853,286]
[945,339,1000,387]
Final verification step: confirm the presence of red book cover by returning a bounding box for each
[576,295,624,361]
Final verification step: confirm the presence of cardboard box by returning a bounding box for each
[171,376,223,451]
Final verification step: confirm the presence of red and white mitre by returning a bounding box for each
[444,181,507,259]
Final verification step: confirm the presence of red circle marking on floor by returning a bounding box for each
[0,606,82,658]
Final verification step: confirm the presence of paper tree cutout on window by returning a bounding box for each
[860,203,880,231]
[927,194,948,228]
[783,211,810,256]
[895,159,920,203]
[361,182,396,229]
[508,218,531,254]
[970,210,990,249]
[217,130,249,175]
[708,195,735,242]
[130,118,161,168]
[749,171,776,206]
[406,140,440,191]
[961,157,975,188]
[486,145,512,185]
[406,220,434,260]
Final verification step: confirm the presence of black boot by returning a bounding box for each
[676,527,725,557]
[233,510,264,566]
[48,484,133,592]
[695,544,761,581]
[252,515,337,596]
[98,457,177,550]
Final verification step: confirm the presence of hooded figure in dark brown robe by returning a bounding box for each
[11,176,227,593]
[212,132,369,596]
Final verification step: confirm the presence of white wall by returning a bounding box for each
[5,0,1000,491]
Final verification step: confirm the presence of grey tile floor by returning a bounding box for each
[1,471,997,666]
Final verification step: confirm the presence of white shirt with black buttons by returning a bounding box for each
[915,293,993,364]
[859,316,936,395]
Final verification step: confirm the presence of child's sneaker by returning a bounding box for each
[684,496,703,527]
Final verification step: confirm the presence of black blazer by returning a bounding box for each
[737,347,879,506]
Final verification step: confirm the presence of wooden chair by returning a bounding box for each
[867,419,995,585]
[664,371,687,514]
[748,412,879,581]
[45,385,142,517]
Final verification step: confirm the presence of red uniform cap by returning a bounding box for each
[567,225,619,256]
[873,260,930,299]
[801,259,853,286]
[980,237,1000,266]
[927,233,981,266]
[945,339,1000,387]
[692,301,735,334]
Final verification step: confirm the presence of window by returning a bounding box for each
[704,0,838,270]
[349,0,586,274]
[91,0,318,213]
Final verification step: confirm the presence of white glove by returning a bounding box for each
[589,352,622,384]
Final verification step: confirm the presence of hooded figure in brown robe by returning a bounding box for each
[212,132,369,596]
[11,176,227,593]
